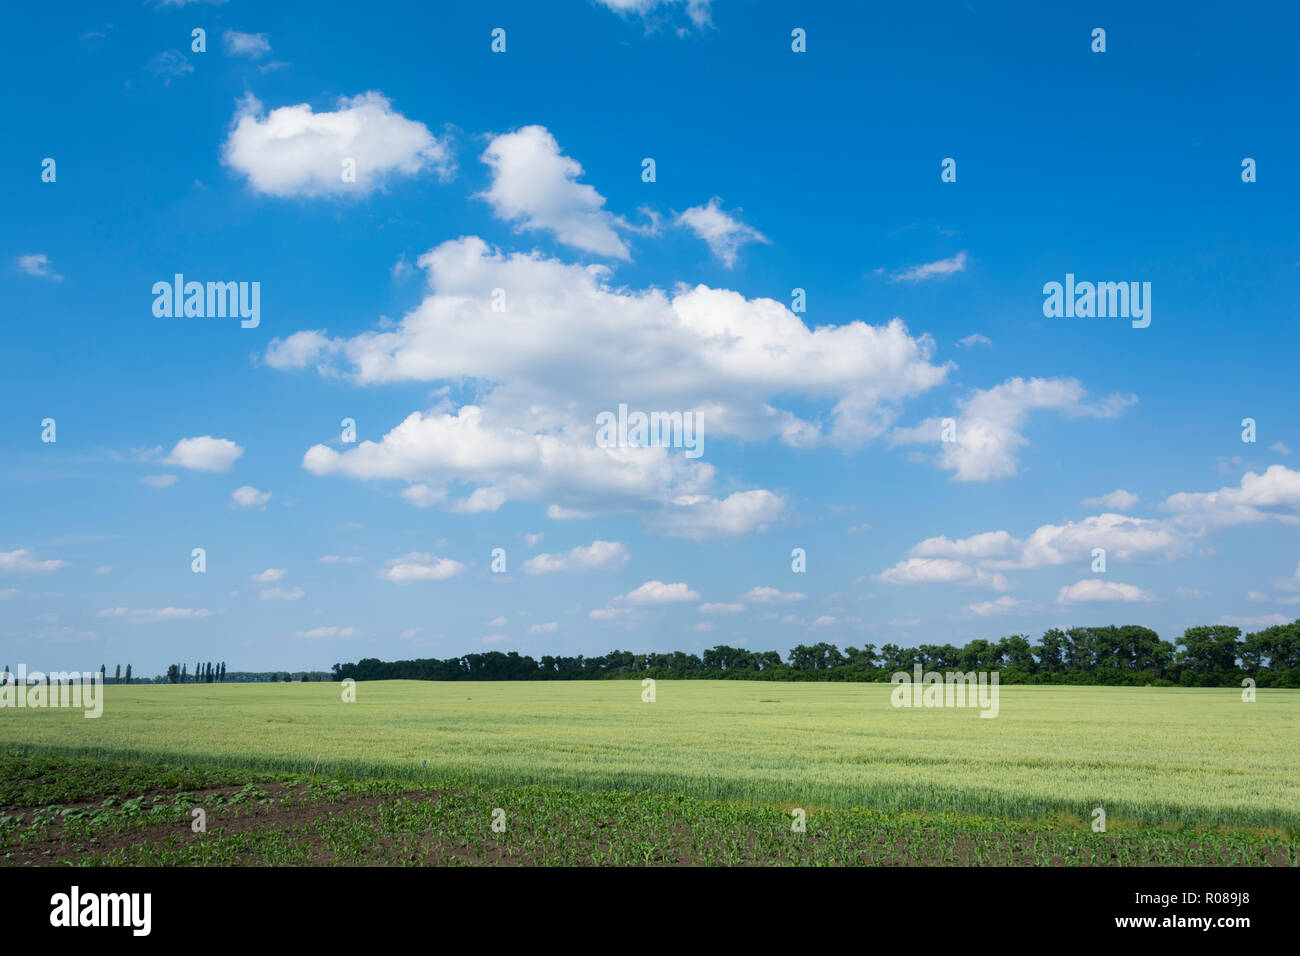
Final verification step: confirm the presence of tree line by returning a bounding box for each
[164,662,226,683]
[330,620,1300,688]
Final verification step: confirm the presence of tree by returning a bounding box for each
[167,664,180,684]
[124,664,132,685]
[1178,626,1242,677]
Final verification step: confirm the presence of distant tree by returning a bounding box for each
[114,664,121,684]
[124,664,132,685]
[167,664,179,684]
[219,661,226,682]
[100,664,106,682]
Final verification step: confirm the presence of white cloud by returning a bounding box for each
[656,491,785,540]
[1160,465,1300,528]
[743,587,805,604]
[16,254,62,281]
[1056,579,1156,604]
[297,625,355,638]
[479,126,629,259]
[267,236,951,528]
[481,634,507,644]
[250,568,285,583]
[487,616,507,627]
[890,377,1136,481]
[694,621,715,632]
[1269,442,1291,456]
[378,552,466,582]
[699,602,746,613]
[910,514,1182,571]
[1083,489,1139,510]
[529,622,559,634]
[400,483,447,508]
[956,333,991,349]
[231,486,271,510]
[0,550,69,574]
[259,586,304,601]
[676,197,768,267]
[594,0,712,28]
[878,558,1009,590]
[846,523,872,535]
[94,566,112,575]
[523,533,543,547]
[589,607,634,620]
[222,92,451,198]
[890,251,968,283]
[165,436,243,473]
[521,540,629,574]
[223,30,270,58]
[968,596,1027,616]
[616,580,700,604]
[318,555,361,564]
[96,606,213,623]
[139,474,178,488]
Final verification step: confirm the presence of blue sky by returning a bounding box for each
[3,0,1299,677]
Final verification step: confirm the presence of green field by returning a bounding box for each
[3,680,1297,829]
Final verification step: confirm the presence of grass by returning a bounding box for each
[2,680,1297,830]
[2,754,1293,866]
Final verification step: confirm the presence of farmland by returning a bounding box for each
[2,680,1297,837]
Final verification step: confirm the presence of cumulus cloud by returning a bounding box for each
[16,254,62,281]
[1056,579,1156,604]
[231,485,271,510]
[1160,465,1300,528]
[0,550,69,574]
[266,236,949,532]
[890,377,1136,481]
[877,558,1009,591]
[164,436,243,473]
[479,126,630,259]
[676,197,769,267]
[1083,489,1139,510]
[956,333,990,349]
[529,622,559,634]
[250,568,285,583]
[378,552,466,582]
[908,513,1182,571]
[890,251,968,283]
[222,92,452,198]
[521,540,629,574]
[615,580,700,604]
